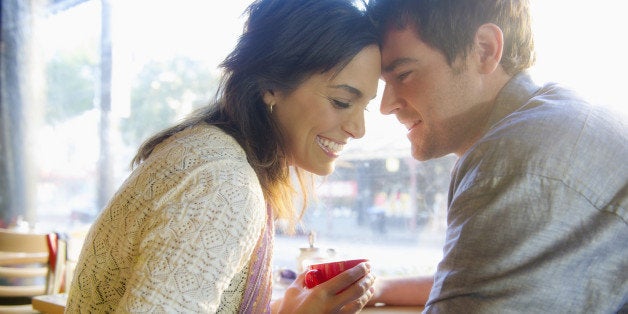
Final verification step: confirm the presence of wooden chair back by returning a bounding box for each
[0,228,66,311]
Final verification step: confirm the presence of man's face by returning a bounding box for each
[379,27,488,160]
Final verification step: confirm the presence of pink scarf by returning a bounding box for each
[238,205,274,313]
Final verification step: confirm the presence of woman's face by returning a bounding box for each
[268,45,381,175]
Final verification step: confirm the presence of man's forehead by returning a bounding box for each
[380,28,423,68]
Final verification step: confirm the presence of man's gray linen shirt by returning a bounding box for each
[425,72,627,313]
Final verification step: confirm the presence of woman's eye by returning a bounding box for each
[329,98,350,109]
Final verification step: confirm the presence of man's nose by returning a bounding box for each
[379,83,400,115]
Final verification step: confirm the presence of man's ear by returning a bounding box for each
[474,23,504,74]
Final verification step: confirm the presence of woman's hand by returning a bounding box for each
[271,261,375,313]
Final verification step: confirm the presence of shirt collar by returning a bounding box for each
[485,71,543,131]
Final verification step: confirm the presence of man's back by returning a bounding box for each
[426,72,627,313]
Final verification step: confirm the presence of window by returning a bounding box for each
[1,0,626,280]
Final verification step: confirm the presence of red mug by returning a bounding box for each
[304,258,369,289]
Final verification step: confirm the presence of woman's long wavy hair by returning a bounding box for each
[131,0,378,231]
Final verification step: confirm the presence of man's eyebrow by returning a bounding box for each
[383,57,417,73]
[330,84,363,98]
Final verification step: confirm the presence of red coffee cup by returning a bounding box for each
[304,258,369,289]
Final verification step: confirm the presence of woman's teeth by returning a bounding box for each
[317,137,344,154]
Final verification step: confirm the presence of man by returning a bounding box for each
[366,0,627,312]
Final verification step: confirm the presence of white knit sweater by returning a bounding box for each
[66,124,267,313]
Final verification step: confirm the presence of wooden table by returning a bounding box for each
[32,294,67,314]
[362,305,424,313]
[31,293,424,313]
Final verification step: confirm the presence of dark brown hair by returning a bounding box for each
[132,0,378,230]
[367,0,536,75]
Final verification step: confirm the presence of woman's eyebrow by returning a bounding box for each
[329,84,363,98]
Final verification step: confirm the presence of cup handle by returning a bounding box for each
[304,269,322,288]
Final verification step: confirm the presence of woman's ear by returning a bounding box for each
[262,90,275,105]
[474,23,504,74]
[263,90,276,112]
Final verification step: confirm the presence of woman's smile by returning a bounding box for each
[316,136,345,158]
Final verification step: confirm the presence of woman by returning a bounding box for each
[65,0,380,312]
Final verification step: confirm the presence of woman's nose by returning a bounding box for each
[343,109,366,139]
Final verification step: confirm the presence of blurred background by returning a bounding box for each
[1,0,626,277]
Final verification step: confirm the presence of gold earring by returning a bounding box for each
[269,104,274,113]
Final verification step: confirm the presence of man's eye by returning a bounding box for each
[397,71,411,81]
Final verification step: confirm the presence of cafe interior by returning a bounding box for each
[1,0,625,312]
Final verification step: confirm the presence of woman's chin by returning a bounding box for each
[306,163,335,176]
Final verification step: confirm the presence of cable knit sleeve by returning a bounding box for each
[65,125,266,313]
[117,128,265,313]
[117,159,265,312]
